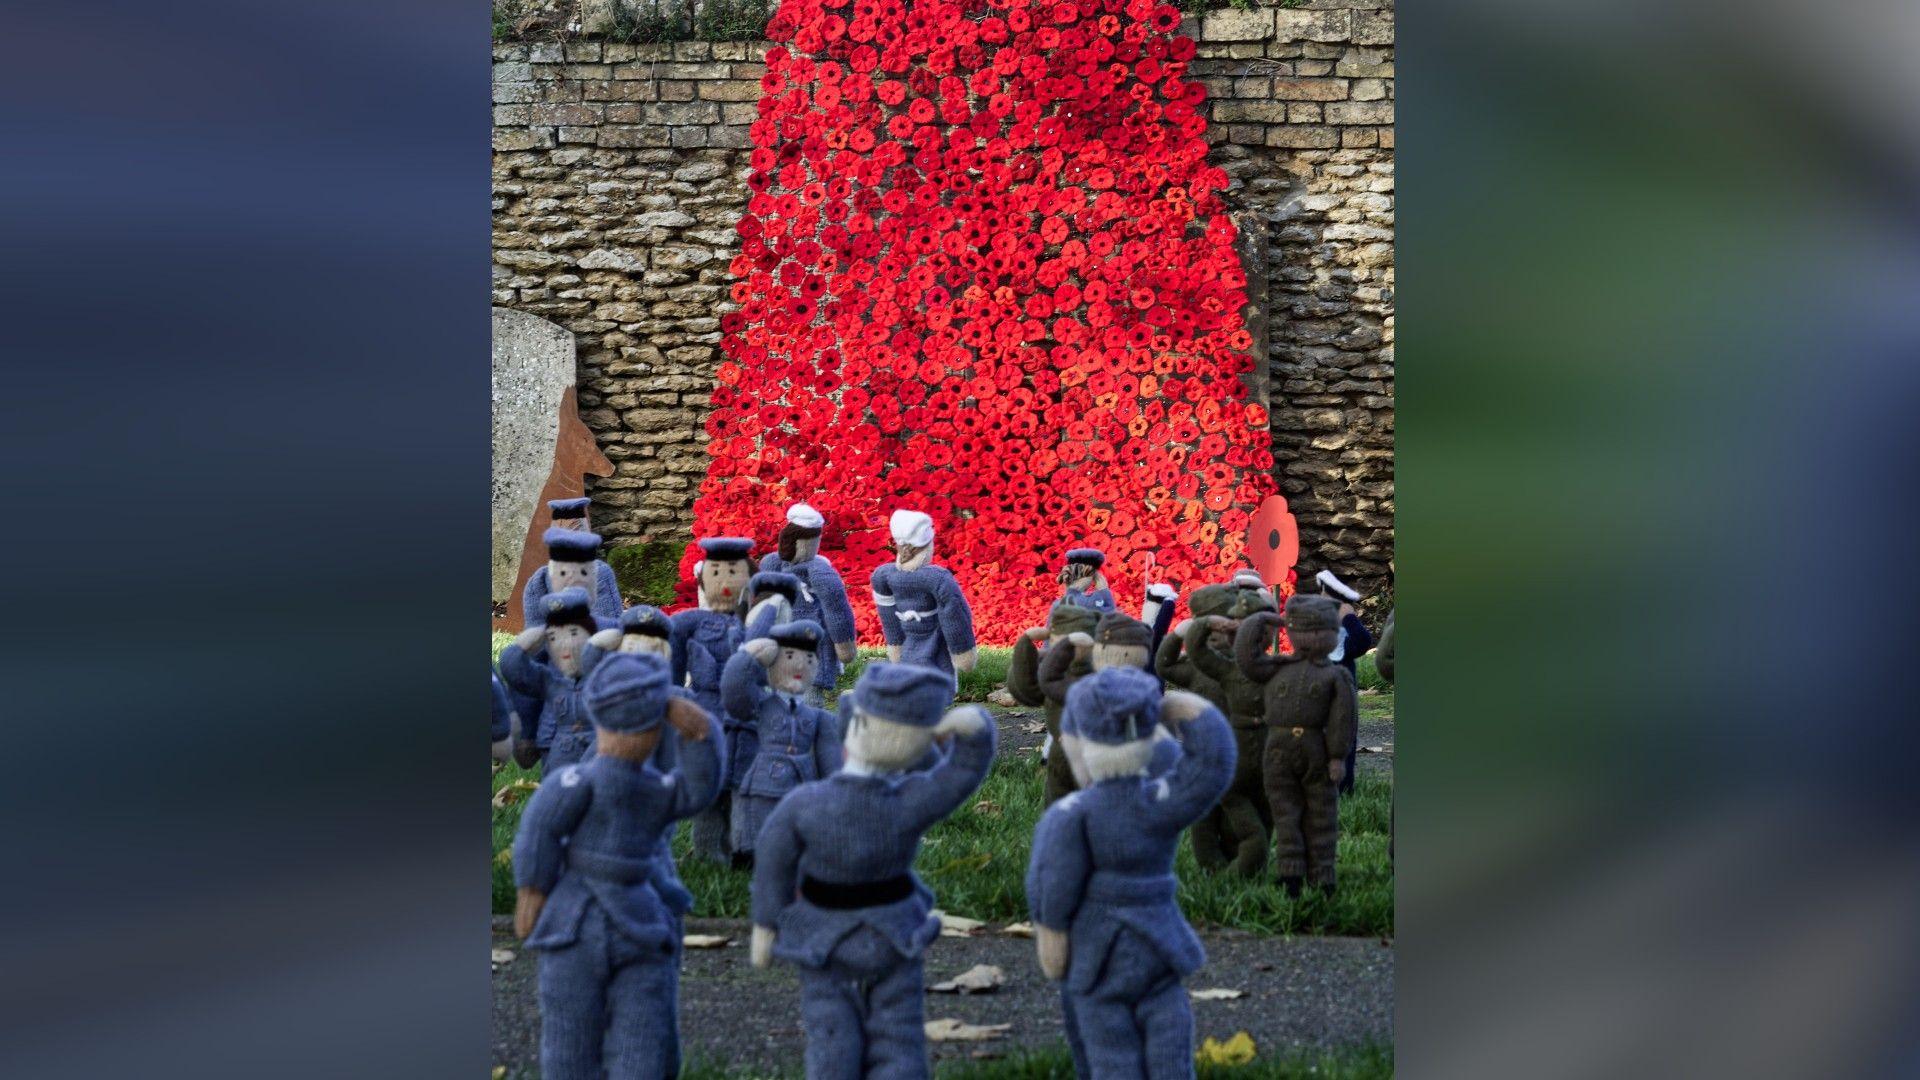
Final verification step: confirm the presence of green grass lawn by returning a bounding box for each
[492,639,1394,937]
[675,1041,1392,1079]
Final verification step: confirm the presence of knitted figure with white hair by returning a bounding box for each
[1055,548,1116,613]
[756,502,860,699]
[750,662,997,1079]
[670,537,755,864]
[869,509,977,676]
[1026,667,1236,1080]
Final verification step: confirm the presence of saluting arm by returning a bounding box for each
[1233,611,1285,684]
[902,706,999,830]
[1145,691,1238,830]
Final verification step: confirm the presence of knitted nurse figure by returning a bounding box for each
[1055,548,1116,613]
[720,620,843,858]
[1234,594,1357,897]
[1009,603,1102,804]
[1035,611,1154,805]
[500,587,602,775]
[1159,585,1272,875]
[524,518,622,629]
[512,652,725,1080]
[749,663,996,1079]
[1026,668,1236,1080]
[670,537,755,864]
[756,502,860,699]
[870,509,977,676]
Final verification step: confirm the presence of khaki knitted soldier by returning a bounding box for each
[1157,584,1265,874]
[1035,611,1154,805]
[1009,603,1102,805]
[1234,594,1356,897]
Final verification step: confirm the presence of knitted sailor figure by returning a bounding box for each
[499,587,603,775]
[1156,584,1265,875]
[1234,595,1356,897]
[1140,583,1181,658]
[512,652,726,1080]
[1035,611,1155,805]
[670,537,755,864]
[750,662,997,1080]
[1056,548,1116,613]
[870,509,978,676]
[756,502,860,698]
[744,569,802,640]
[1027,668,1236,1080]
[720,620,843,857]
[1311,569,1374,796]
[1009,603,1102,803]
[524,517,623,629]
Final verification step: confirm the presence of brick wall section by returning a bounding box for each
[493,2,1394,604]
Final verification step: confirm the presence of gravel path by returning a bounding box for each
[492,919,1393,1077]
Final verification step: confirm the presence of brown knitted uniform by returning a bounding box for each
[1177,587,1280,875]
[1008,605,1100,805]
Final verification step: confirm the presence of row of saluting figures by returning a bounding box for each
[491,495,1395,1079]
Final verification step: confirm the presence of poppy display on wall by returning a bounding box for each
[687,0,1278,642]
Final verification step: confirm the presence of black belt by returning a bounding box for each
[801,874,914,910]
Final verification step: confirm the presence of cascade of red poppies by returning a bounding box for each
[687,0,1276,643]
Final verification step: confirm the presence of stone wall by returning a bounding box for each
[492,0,1394,604]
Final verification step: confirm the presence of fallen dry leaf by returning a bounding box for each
[930,964,1005,994]
[682,934,731,949]
[1189,988,1246,1001]
[1359,744,1392,754]
[936,911,986,937]
[1021,721,1046,735]
[1196,1031,1257,1066]
[490,948,516,971]
[986,688,1017,707]
[1000,921,1036,938]
[492,778,539,809]
[925,1018,1012,1042]
[972,797,1003,817]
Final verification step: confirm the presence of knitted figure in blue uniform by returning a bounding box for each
[750,662,997,1079]
[757,502,861,698]
[1311,569,1374,797]
[492,665,519,763]
[500,588,603,775]
[721,619,843,856]
[744,569,802,640]
[524,516,622,629]
[1027,668,1236,1080]
[670,537,755,864]
[1056,548,1117,613]
[1140,583,1181,659]
[512,652,726,1080]
[870,509,978,677]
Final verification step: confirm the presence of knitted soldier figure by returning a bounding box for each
[1009,603,1103,804]
[512,652,726,1080]
[1027,669,1236,1080]
[1234,595,1356,897]
[1157,584,1264,875]
[871,509,978,676]
[586,604,674,663]
[1312,570,1374,796]
[750,663,997,1079]
[1175,584,1280,874]
[500,588,603,775]
[757,502,860,699]
[722,620,843,856]
[492,665,518,763]
[670,537,755,864]
[1035,612,1155,805]
[1374,608,1394,684]
[524,520,623,629]
[1056,548,1116,612]
[744,569,802,640]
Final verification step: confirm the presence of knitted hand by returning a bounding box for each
[1205,615,1236,632]
[1036,925,1069,981]
[1328,759,1347,785]
[1172,618,1194,637]
[886,645,903,663]
[514,887,546,940]
[1023,626,1049,643]
[933,705,989,741]
[835,641,858,663]
[666,696,713,741]
[951,648,979,673]
[589,628,623,650]
[514,626,545,651]
[741,637,780,666]
[751,925,776,969]
[1066,632,1093,651]
[1159,690,1210,730]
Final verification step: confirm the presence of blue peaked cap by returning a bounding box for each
[583,652,671,733]
[1064,666,1162,745]
[847,661,954,728]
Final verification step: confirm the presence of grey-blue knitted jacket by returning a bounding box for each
[751,712,997,967]
[756,552,859,689]
[720,649,843,799]
[870,562,977,674]
[512,710,726,950]
[498,643,591,755]
[522,561,623,627]
[1025,705,1236,993]
[668,607,746,719]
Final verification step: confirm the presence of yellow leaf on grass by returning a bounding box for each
[492,779,539,809]
[1196,1031,1257,1066]
[493,848,513,869]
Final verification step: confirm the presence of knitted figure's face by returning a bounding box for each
[895,540,933,569]
[553,515,590,532]
[1287,624,1338,659]
[548,558,594,595]
[770,645,819,695]
[791,534,820,561]
[544,622,591,677]
[843,708,933,772]
[1207,624,1234,652]
[1092,643,1150,671]
[619,633,670,658]
[700,558,751,611]
[1057,563,1096,591]
[595,726,661,763]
